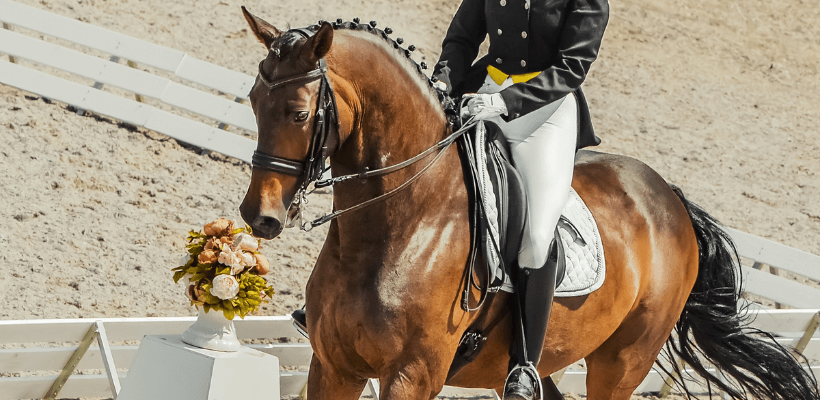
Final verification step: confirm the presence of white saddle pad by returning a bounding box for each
[554,188,606,297]
[497,188,606,297]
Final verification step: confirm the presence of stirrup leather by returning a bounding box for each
[503,363,543,400]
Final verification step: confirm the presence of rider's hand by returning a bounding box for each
[462,93,508,121]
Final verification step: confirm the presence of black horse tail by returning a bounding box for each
[662,185,820,400]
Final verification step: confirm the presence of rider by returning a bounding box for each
[431,0,608,399]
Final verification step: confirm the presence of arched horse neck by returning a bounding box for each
[326,30,456,228]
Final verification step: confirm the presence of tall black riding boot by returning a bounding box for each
[503,229,563,400]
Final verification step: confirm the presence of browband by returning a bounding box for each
[256,60,327,90]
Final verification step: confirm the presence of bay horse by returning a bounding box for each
[238,9,820,400]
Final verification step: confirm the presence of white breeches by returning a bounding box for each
[478,75,578,269]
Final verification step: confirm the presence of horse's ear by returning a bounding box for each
[242,6,281,49]
[302,22,334,64]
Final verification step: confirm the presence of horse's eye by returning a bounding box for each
[295,111,310,122]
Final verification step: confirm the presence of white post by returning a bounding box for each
[116,335,280,400]
[94,320,121,397]
[77,55,120,116]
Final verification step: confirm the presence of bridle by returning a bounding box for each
[251,28,339,229]
[251,27,479,231]
[252,57,337,183]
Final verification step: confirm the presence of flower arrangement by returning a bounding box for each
[172,218,275,320]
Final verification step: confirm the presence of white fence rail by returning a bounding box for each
[0,316,311,400]
[0,310,817,399]
[0,0,257,163]
[0,0,254,99]
[727,227,820,310]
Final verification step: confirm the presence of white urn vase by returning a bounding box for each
[181,307,241,352]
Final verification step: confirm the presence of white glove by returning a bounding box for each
[432,80,448,92]
[462,93,508,121]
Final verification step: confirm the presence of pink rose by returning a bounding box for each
[253,253,270,275]
[203,218,234,237]
[198,250,218,264]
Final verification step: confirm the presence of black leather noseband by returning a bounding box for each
[251,151,304,176]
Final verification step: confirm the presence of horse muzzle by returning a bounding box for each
[247,213,284,239]
[240,195,287,240]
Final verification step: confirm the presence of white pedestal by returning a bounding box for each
[116,335,280,400]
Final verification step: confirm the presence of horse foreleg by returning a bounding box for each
[306,355,367,400]
[379,359,445,400]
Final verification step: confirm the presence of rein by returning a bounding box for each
[306,119,478,230]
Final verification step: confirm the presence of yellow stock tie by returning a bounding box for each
[487,65,541,85]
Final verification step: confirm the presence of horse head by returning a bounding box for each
[239,8,342,239]
[239,8,448,240]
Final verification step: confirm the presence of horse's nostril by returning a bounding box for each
[255,215,283,238]
[262,216,281,232]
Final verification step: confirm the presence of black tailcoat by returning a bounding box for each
[433,0,609,149]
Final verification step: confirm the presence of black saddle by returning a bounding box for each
[459,122,566,292]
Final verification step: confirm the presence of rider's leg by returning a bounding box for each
[502,93,578,400]
[506,93,578,272]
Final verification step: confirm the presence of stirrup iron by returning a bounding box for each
[503,363,543,400]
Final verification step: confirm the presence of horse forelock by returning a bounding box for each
[269,29,301,59]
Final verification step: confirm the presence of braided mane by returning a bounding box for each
[272,19,454,113]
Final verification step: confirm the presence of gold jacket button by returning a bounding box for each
[520,60,527,67]
[497,29,503,35]
[522,31,528,39]
[496,58,503,65]
[500,0,507,5]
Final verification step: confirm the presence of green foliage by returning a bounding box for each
[172,270,186,284]
[171,224,275,320]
